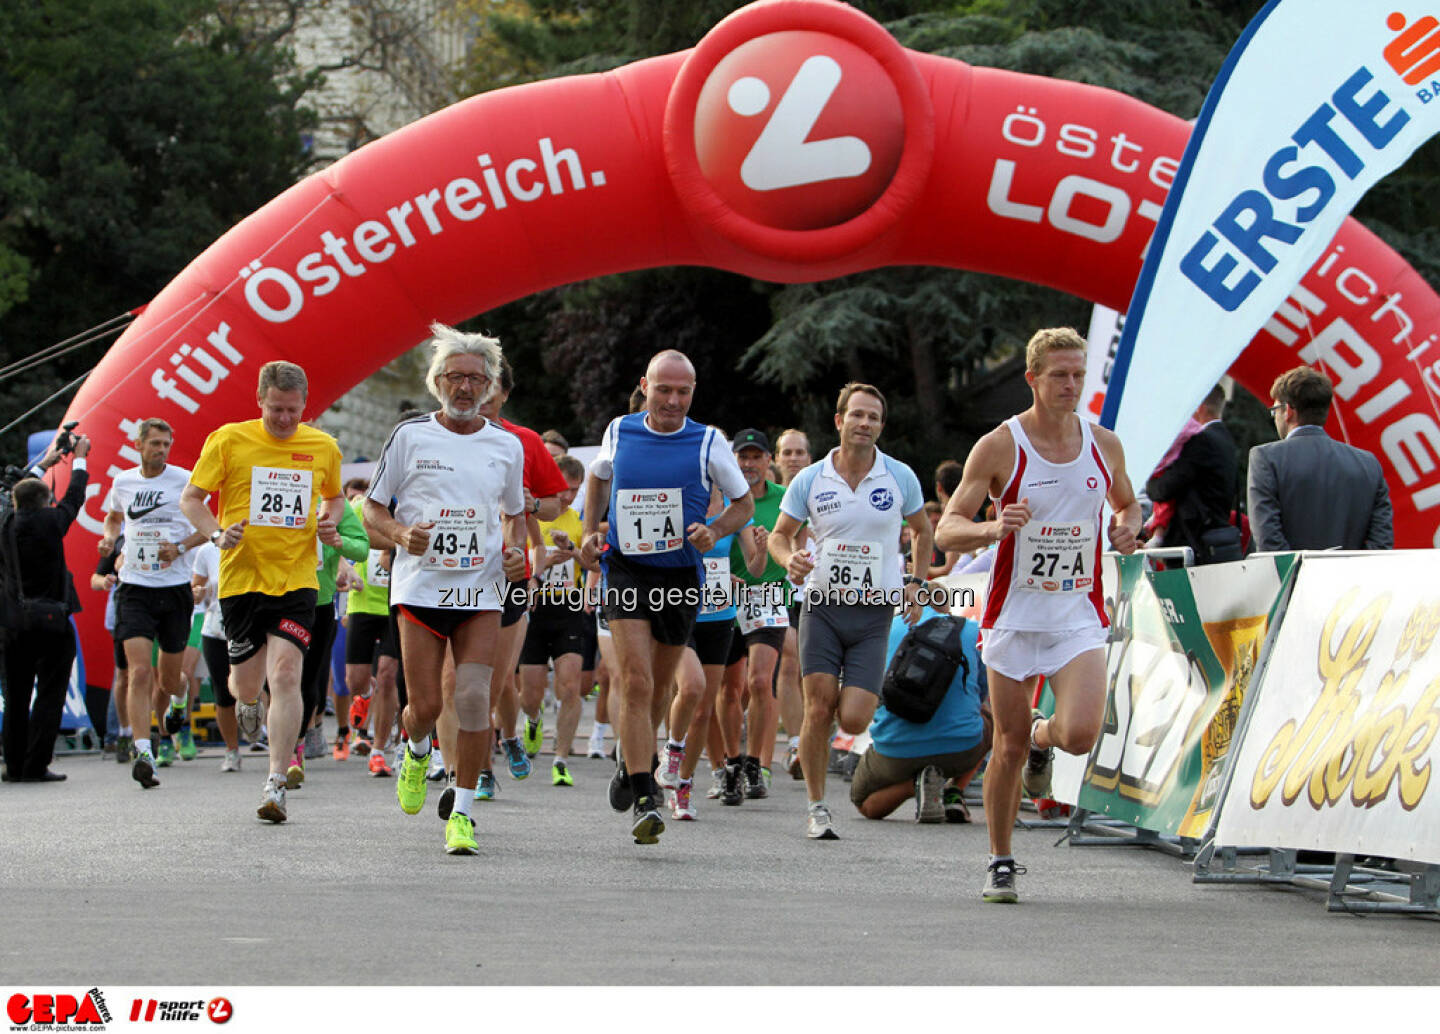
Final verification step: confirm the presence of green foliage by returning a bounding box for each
[0,0,317,457]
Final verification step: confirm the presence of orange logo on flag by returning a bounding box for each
[1384,11,1440,85]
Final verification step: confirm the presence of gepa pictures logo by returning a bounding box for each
[8,989,110,1029]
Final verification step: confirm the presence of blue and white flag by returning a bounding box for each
[1102,1,1440,480]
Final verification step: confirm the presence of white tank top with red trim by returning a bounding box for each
[981,415,1111,632]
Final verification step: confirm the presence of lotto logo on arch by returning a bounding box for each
[690,30,904,230]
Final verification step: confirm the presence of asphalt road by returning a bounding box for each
[2,708,1437,986]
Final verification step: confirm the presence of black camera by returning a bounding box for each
[54,421,80,456]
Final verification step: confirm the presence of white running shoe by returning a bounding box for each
[586,728,606,759]
[806,802,839,840]
[655,743,684,790]
[220,750,242,773]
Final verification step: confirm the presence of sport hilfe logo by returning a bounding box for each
[693,30,904,230]
[1384,11,1440,84]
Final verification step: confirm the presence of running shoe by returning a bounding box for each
[237,698,264,745]
[132,752,160,789]
[304,725,325,760]
[476,770,497,801]
[607,744,632,812]
[743,758,767,799]
[586,727,606,759]
[552,759,574,787]
[670,780,696,820]
[163,697,186,734]
[286,744,305,789]
[806,802,839,840]
[445,812,478,855]
[348,695,370,734]
[427,752,448,781]
[787,744,803,780]
[721,762,744,806]
[220,750,242,773]
[351,732,372,757]
[248,736,267,753]
[503,737,531,780]
[396,745,429,814]
[176,727,197,761]
[631,795,665,845]
[333,734,350,762]
[257,775,287,824]
[655,743,684,790]
[369,750,392,777]
[437,780,455,820]
[914,765,945,823]
[762,766,773,790]
[705,766,725,800]
[982,858,1026,903]
[1021,708,1054,798]
[522,714,544,757]
[156,739,175,768]
[115,733,132,765]
[943,786,971,824]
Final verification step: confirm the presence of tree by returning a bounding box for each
[0,0,318,459]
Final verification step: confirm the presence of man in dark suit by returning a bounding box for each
[1248,366,1392,552]
[1145,384,1239,565]
[2,432,90,783]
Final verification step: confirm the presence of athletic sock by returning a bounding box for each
[629,770,654,801]
[788,735,799,750]
[119,726,132,737]
[134,738,152,758]
[726,756,743,770]
[667,737,685,752]
[745,754,760,770]
[990,854,1014,866]
[408,734,431,758]
[453,787,475,817]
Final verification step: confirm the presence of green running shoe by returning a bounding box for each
[522,715,543,757]
[156,739,176,767]
[552,759,574,786]
[444,813,478,855]
[396,746,430,815]
[176,727,197,761]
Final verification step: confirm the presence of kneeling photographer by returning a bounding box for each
[1,425,90,783]
[850,585,992,823]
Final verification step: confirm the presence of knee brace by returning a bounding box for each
[453,662,494,731]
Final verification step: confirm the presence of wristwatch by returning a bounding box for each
[530,498,541,514]
[176,543,188,557]
[210,529,223,545]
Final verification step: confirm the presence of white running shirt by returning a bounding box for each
[366,414,524,610]
[981,416,1111,632]
[105,465,196,587]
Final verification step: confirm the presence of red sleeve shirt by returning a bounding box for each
[500,417,568,498]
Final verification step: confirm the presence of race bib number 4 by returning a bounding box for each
[422,503,489,572]
[615,488,684,555]
[700,557,731,616]
[123,526,171,572]
[1018,520,1097,593]
[250,467,313,528]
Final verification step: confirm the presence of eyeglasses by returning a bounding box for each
[1269,402,1285,415]
[442,372,490,388]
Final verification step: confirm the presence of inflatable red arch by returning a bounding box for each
[59,0,1440,682]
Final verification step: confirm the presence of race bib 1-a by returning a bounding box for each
[250,467,313,528]
[615,488,684,555]
[421,503,489,572]
[737,585,789,635]
[1017,520,1097,594]
[699,557,731,616]
[819,539,882,595]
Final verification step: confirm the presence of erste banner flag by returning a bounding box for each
[1102,0,1440,483]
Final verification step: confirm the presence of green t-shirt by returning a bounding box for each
[347,495,391,616]
[730,480,788,586]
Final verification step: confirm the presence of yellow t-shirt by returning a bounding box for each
[535,507,585,599]
[190,419,342,598]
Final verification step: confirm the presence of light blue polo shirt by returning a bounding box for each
[870,608,987,758]
[780,447,923,597]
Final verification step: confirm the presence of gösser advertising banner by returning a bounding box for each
[1215,553,1440,864]
[1075,554,1295,838]
[1104,0,1440,492]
